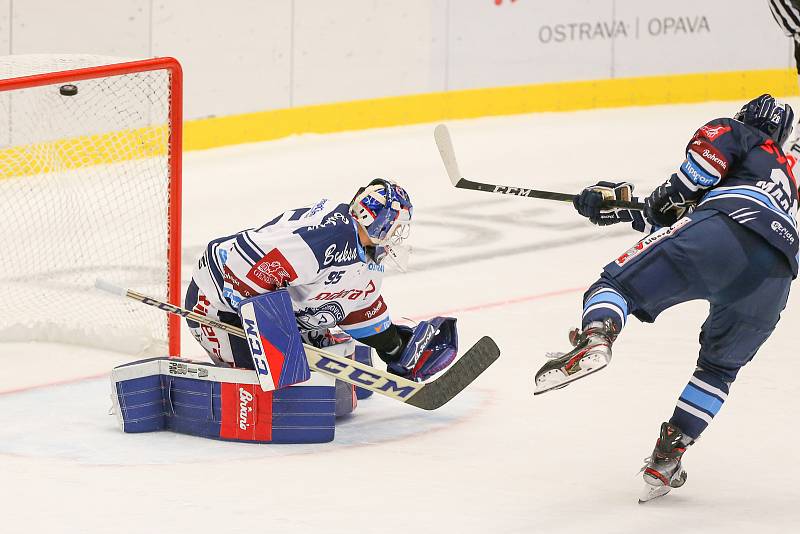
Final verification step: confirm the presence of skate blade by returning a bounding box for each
[638,483,671,504]
[533,360,608,396]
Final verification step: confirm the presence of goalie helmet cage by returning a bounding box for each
[0,55,182,356]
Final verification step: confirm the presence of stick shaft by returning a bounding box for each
[434,124,645,211]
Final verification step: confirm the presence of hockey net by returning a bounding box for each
[0,55,182,355]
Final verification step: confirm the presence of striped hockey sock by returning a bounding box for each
[582,286,629,333]
[669,368,730,441]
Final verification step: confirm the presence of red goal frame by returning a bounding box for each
[0,57,183,356]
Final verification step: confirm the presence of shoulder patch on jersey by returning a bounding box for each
[246,248,298,291]
[689,139,728,175]
[304,198,329,218]
[697,124,732,141]
[293,204,365,271]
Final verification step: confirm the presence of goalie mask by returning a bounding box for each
[350,179,413,270]
[734,94,795,147]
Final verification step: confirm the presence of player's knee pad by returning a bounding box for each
[111,358,337,444]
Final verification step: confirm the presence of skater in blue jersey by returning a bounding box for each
[534,95,796,502]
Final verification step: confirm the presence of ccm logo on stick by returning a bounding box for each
[314,356,416,398]
[493,186,532,196]
[244,318,270,377]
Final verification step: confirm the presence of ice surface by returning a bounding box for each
[1,101,798,533]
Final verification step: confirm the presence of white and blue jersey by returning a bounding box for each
[191,199,392,341]
[666,118,799,276]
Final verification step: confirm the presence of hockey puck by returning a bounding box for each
[59,84,78,96]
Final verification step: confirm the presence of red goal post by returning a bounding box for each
[0,56,183,356]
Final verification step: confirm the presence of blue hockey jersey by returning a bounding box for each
[666,118,798,276]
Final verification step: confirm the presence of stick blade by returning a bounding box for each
[405,336,500,410]
[434,124,463,186]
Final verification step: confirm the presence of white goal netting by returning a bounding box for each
[0,54,181,355]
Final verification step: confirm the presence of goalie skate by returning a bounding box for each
[534,320,616,395]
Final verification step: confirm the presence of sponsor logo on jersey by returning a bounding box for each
[615,217,691,266]
[323,242,360,266]
[372,318,392,334]
[367,262,385,272]
[771,220,796,244]
[701,148,727,170]
[223,266,259,299]
[310,280,377,301]
[697,124,731,141]
[681,158,717,187]
[191,293,223,359]
[246,248,298,291]
[689,140,728,174]
[364,298,385,319]
[341,296,388,326]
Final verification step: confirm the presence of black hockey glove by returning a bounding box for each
[573,181,647,232]
[644,179,694,228]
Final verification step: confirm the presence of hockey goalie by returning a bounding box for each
[111,179,463,443]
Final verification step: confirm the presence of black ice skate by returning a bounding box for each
[533,319,616,395]
[639,422,689,503]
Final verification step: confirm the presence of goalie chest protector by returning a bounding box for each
[111,358,336,444]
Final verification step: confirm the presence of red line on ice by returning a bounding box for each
[406,285,585,321]
[0,371,109,396]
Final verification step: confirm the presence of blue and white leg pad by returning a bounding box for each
[111,357,336,443]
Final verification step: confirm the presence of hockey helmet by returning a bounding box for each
[734,94,795,146]
[350,179,413,246]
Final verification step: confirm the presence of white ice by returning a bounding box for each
[2,101,799,533]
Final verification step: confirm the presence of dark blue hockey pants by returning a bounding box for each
[585,210,792,438]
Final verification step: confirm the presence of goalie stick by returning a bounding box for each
[95,280,500,411]
[434,124,645,210]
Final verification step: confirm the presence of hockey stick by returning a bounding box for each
[95,280,500,411]
[434,124,645,210]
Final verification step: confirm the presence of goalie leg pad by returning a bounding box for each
[111,358,336,443]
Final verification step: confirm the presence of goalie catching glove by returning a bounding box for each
[376,317,458,382]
